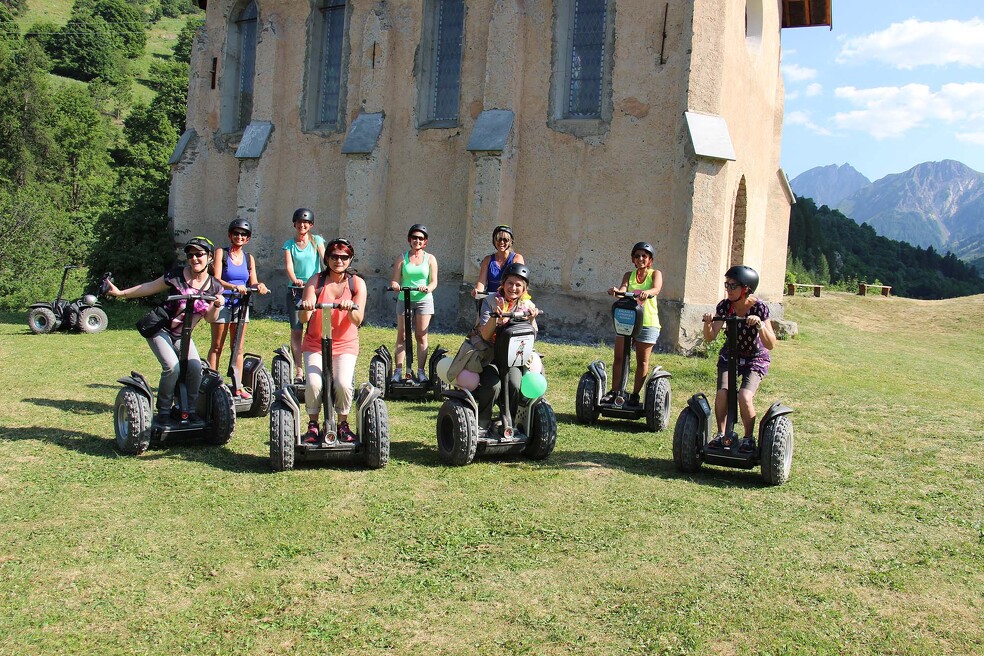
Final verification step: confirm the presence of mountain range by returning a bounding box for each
[789,160,984,265]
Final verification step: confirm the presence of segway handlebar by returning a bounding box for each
[490,309,542,320]
[612,290,643,299]
[315,302,360,310]
[711,315,751,323]
[166,292,219,303]
[225,286,262,298]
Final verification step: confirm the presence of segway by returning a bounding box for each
[672,315,794,485]
[436,306,557,466]
[113,291,236,455]
[368,286,448,401]
[212,287,273,417]
[27,266,111,335]
[575,291,672,431]
[269,302,389,471]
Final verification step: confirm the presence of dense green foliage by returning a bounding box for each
[787,196,984,299]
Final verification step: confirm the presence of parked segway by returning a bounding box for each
[211,287,273,417]
[436,304,557,466]
[575,291,671,431]
[269,302,389,471]
[368,286,448,401]
[27,266,111,334]
[672,315,794,485]
[113,291,236,455]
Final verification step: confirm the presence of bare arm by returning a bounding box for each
[389,256,403,291]
[473,255,492,297]
[247,254,269,294]
[608,272,631,296]
[426,254,439,293]
[284,247,301,287]
[106,276,169,299]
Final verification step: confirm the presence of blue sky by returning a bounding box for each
[780,3,984,182]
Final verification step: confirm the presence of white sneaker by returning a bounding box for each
[416,370,428,383]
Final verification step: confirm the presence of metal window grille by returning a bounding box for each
[430,0,464,123]
[318,0,346,127]
[567,0,607,119]
[236,1,258,131]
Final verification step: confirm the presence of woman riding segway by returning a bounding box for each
[283,208,326,382]
[471,224,525,298]
[388,224,438,384]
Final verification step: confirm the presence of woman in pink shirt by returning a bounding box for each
[298,239,367,444]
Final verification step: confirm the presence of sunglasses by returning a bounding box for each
[328,253,351,261]
[632,252,650,259]
[230,231,249,238]
[724,282,742,290]
[185,250,208,259]
[409,235,427,242]
[496,237,512,243]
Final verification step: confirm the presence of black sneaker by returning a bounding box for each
[303,421,320,444]
[739,437,755,453]
[600,391,616,404]
[338,421,357,443]
[707,433,724,449]
[628,392,641,407]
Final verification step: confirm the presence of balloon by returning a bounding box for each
[456,369,479,391]
[527,352,543,374]
[435,356,452,383]
[520,371,547,399]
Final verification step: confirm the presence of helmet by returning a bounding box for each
[492,225,513,242]
[324,238,355,265]
[292,208,314,223]
[724,265,759,293]
[184,236,214,255]
[502,263,530,285]
[228,218,252,236]
[631,241,655,259]
[408,224,429,239]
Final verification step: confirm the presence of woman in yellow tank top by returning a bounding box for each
[605,241,663,406]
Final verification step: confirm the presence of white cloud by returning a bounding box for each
[832,83,984,139]
[956,132,984,145]
[786,110,832,136]
[782,63,817,82]
[785,91,800,101]
[805,83,822,97]
[839,18,984,69]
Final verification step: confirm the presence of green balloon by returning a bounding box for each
[520,371,547,399]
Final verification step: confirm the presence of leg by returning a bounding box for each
[737,370,763,438]
[184,339,204,409]
[290,330,304,379]
[632,342,655,395]
[393,311,406,372]
[505,365,524,418]
[147,332,180,412]
[303,351,323,442]
[231,321,247,383]
[611,336,626,392]
[333,353,358,440]
[714,369,729,436]
[415,312,432,378]
[207,321,229,371]
[475,365,501,429]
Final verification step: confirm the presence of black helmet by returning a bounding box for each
[228,218,252,236]
[292,208,314,223]
[184,236,214,255]
[408,223,429,239]
[324,238,355,265]
[724,265,759,293]
[492,225,513,242]
[502,263,530,285]
[631,241,655,259]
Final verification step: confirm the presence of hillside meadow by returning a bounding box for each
[0,292,981,655]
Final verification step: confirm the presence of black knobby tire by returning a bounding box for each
[248,367,274,417]
[645,376,672,432]
[524,401,558,460]
[271,355,291,391]
[206,385,236,445]
[368,356,387,398]
[27,307,58,335]
[430,375,449,401]
[114,387,151,455]
[78,307,108,334]
[672,407,703,473]
[361,398,390,469]
[436,399,477,466]
[574,372,599,424]
[269,400,296,471]
[65,306,81,331]
[760,414,794,486]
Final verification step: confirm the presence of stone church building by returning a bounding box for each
[170,0,831,350]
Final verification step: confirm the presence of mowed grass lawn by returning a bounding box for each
[0,292,981,655]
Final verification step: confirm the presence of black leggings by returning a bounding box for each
[475,364,523,428]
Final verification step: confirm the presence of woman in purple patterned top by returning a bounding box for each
[701,266,778,452]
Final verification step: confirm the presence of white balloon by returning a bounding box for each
[435,356,452,383]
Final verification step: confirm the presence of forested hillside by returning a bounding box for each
[787,196,984,299]
[0,0,201,309]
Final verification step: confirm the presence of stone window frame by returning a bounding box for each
[416,0,466,129]
[549,0,616,138]
[221,0,259,134]
[303,0,351,133]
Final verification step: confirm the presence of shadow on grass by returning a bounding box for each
[0,425,118,459]
[547,450,767,488]
[23,398,113,415]
[554,411,655,434]
[140,444,272,474]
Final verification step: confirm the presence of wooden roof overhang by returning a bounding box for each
[781,0,832,29]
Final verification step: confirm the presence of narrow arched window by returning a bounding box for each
[224,0,258,133]
[550,0,614,134]
[418,0,464,128]
[309,0,347,130]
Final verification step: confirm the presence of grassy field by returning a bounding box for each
[0,292,982,655]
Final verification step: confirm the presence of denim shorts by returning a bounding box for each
[215,304,248,324]
[635,326,660,345]
[397,295,434,316]
[287,287,303,330]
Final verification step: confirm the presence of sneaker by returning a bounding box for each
[416,370,428,384]
[600,391,616,404]
[628,392,641,407]
[707,433,724,449]
[235,388,253,400]
[739,437,756,453]
[303,421,320,444]
[391,369,403,383]
[338,421,357,443]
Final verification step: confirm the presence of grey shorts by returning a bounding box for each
[635,326,659,345]
[716,368,764,394]
[398,295,434,316]
[288,287,303,330]
[215,304,249,324]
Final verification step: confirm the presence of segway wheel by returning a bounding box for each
[672,407,703,473]
[436,398,477,466]
[271,355,291,391]
[27,307,58,335]
[269,399,296,471]
[760,414,794,486]
[644,377,672,432]
[574,372,600,424]
[524,401,558,461]
[78,307,108,334]
[114,387,151,455]
[65,306,81,331]
[368,355,387,398]
[361,397,390,469]
[205,385,236,445]
[247,366,274,417]
[430,375,449,401]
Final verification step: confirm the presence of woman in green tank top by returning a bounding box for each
[605,241,664,406]
[388,224,439,382]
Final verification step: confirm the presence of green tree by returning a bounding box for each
[147,59,189,131]
[173,15,203,64]
[81,0,147,59]
[0,39,55,186]
[52,13,129,83]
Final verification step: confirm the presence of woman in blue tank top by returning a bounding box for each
[471,225,525,298]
